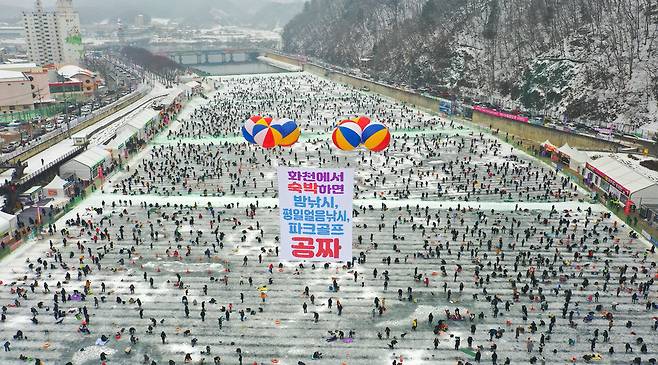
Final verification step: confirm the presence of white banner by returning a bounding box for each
[278,167,353,262]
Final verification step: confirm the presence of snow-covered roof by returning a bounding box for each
[71,147,110,168]
[44,175,69,190]
[184,80,201,89]
[0,70,28,81]
[161,89,184,106]
[58,65,94,79]
[126,108,160,131]
[22,185,42,195]
[0,63,37,70]
[107,129,137,149]
[587,156,657,194]
[558,144,589,164]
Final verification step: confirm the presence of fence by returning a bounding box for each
[0,104,68,124]
[17,146,83,187]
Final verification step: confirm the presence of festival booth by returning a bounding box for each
[43,175,74,199]
[184,80,203,95]
[60,147,112,182]
[124,108,160,141]
[540,140,559,161]
[104,129,138,159]
[585,156,658,213]
[161,89,186,122]
[557,143,590,175]
[0,211,17,244]
[19,185,43,204]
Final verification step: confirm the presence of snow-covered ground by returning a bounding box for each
[0,72,655,365]
[0,140,79,185]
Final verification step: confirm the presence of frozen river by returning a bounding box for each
[0,72,655,365]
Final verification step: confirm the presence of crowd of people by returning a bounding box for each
[0,73,654,365]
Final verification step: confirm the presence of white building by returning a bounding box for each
[0,70,34,114]
[22,0,83,66]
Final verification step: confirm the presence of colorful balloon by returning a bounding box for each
[253,123,282,149]
[332,121,362,151]
[351,116,371,131]
[361,122,391,152]
[272,118,301,147]
[242,117,258,144]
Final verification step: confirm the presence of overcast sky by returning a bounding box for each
[0,0,306,26]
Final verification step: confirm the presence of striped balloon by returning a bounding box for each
[332,121,362,151]
[242,117,258,144]
[253,123,282,149]
[361,122,391,152]
[351,116,371,131]
[272,118,301,147]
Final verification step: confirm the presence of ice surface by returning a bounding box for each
[0,72,655,365]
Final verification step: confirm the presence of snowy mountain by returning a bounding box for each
[283,0,658,132]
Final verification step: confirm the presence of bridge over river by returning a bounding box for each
[156,48,262,66]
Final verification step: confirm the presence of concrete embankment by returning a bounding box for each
[264,52,633,153]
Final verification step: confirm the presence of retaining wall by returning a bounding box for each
[265,52,625,152]
[472,111,620,152]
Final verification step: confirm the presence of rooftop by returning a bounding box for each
[587,155,657,193]
[0,70,28,82]
[0,63,38,70]
[58,64,94,79]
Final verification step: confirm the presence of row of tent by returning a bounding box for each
[540,140,589,173]
[541,140,658,206]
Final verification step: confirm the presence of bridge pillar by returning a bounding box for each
[197,53,203,65]
[229,53,234,63]
[204,53,209,64]
[178,55,183,64]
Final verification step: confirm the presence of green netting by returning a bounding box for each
[65,34,82,45]
[0,104,67,123]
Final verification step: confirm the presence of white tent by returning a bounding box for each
[558,143,590,173]
[0,210,17,239]
[105,129,137,158]
[184,80,202,91]
[43,175,70,198]
[60,147,111,181]
[124,109,160,140]
[586,156,658,204]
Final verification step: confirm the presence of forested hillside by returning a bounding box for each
[283,0,658,131]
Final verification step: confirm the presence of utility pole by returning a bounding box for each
[63,80,71,138]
